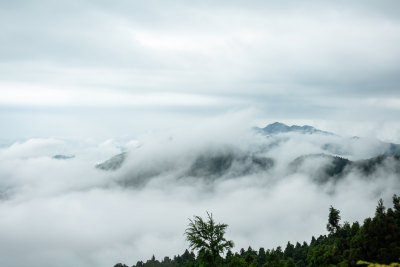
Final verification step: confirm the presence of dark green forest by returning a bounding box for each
[115,195,400,267]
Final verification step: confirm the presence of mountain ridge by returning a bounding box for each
[255,122,334,135]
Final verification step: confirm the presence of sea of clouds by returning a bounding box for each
[0,115,399,267]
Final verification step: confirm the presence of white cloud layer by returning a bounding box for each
[0,116,399,267]
[0,83,228,107]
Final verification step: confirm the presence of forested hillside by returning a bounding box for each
[115,195,400,267]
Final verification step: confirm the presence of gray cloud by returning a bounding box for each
[1,1,400,94]
[1,1,400,141]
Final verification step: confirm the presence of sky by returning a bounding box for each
[1,0,400,142]
[1,1,400,267]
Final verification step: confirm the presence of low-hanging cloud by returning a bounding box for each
[0,115,399,267]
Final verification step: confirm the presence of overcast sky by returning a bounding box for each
[1,0,400,140]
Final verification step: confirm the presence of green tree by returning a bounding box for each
[327,205,341,235]
[284,258,295,267]
[258,247,267,266]
[393,194,400,213]
[284,241,295,259]
[185,212,234,267]
[375,198,385,217]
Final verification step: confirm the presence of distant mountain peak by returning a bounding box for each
[52,154,75,160]
[263,122,290,132]
[256,122,334,135]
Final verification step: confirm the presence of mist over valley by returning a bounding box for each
[1,121,399,266]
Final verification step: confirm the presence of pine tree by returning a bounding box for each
[327,205,341,234]
[392,194,400,213]
[375,198,385,217]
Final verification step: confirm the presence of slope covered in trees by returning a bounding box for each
[115,195,400,267]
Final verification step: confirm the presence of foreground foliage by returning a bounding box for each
[357,260,400,267]
[185,212,234,267]
[115,194,400,267]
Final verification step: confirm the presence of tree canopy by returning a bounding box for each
[117,195,400,267]
[327,205,341,234]
[185,212,234,266]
